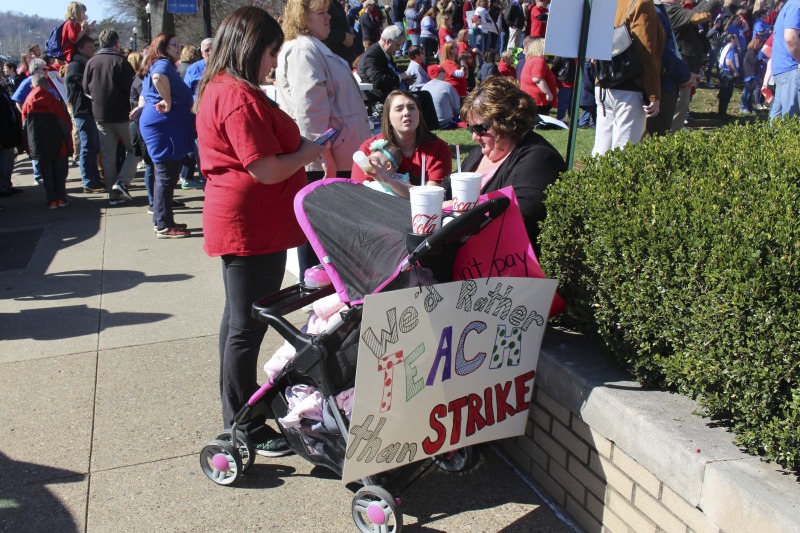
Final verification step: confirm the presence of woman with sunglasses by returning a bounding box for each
[454,76,566,251]
[138,33,195,238]
[350,89,451,197]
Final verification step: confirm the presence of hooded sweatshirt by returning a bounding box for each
[22,86,72,160]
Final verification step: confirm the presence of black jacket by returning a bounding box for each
[25,112,71,160]
[506,1,526,30]
[663,0,720,72]
[0,89,22,149]
[453,131,565,249]
[66,53,93,117]
[324,0,357,66]
[357,43,402,101]
[83,48,135,122]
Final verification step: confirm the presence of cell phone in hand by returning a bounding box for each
[316,128,341,145]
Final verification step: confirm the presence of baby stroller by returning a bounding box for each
[199,179,510,532]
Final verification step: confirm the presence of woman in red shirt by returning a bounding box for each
[440,41,468,97]
[195,6,324,456]
[519,38,557,115]
[437,11,455,57]
[350,90,451,196]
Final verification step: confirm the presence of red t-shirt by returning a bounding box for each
[61,20,82,63]
[529,6,547,38]
[442,59,468,97]
[438,27,454,57]
[197,73,307,257]
[520,57,557,108]
[350,133,451,186]
[498,59,517,79]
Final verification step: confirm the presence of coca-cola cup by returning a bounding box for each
[449,172,483,215]
[410,185,445,235]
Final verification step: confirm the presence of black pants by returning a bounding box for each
[219,251,287,442]
[646,90,678,137]
[718,73,736,115]
[153,160,181,230]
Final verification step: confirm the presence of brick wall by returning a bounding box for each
[501,387,722,533]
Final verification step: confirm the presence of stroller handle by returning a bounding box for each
[252,283,336,350]
[402,196,511,270]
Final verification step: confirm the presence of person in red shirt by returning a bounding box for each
[61,2,96,63]
[440,41,469,97]
[498,50,517,78]
[528,0,550,38]
[519,37,557,115]
[437,11,455,57]
[195,6,324,457]
[350,90,451,195]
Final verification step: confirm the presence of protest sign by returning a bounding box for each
[342,277,557,484]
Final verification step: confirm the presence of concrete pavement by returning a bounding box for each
[0,156,576,532]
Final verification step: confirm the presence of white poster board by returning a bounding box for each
[342,277,557,484]
[543,0,616,61]
[47,71,68,103]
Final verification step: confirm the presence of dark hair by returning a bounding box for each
[195,6,284,110]
[75,35,95,52]
[5,62,16,70]
[140,33,176,75]
[461,75,537,144]
[98,29,119,49]
[380,90,437,147]
[482,49,498,63]
[408,45,424,59]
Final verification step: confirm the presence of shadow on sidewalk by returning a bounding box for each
[8,270,192,301]
[0,452,82,532]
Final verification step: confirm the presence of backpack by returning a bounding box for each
[46,21,68,60]
[595,0,643,88]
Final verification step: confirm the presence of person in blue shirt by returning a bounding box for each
[717,34,740,116]
[181,37,212,190]
[770,0,800,118]
[184,38,212,98]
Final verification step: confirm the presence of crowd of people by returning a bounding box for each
[0,0,795,454]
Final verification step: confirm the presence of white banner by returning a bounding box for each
[342,277,557,483]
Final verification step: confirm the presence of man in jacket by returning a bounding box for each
[66,36,102,192]
[358,25,415,102]
[83,29,136,206]
[661,0,721,131]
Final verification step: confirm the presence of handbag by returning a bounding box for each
[595,0,644,88]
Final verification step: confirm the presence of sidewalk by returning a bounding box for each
[0,156,575,532]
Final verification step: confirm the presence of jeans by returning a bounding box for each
[0,147,15,192]
[740,78,759,111]
[152,160,182,230]
[498,31,507,54]
[73,115,101,188]
[772,68,800,119]
[556,87,573,121]
[219,251,287,440]
[96,121,136,194]
[37,156,68,203]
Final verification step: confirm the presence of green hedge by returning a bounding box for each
[540,119,800,470]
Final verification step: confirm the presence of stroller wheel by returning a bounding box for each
[433,446,475,473]
[352,485,403,533]
[215,431,255,471]
[199,439,243,486]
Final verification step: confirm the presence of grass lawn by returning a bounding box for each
[430,83,768,172]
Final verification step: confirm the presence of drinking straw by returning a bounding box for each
[456,144,461,173]
[421,154,426,186]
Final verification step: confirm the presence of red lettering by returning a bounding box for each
[452,197,478,213]
[494,380,516,422]
[447,396,468,445]
[412,213,439,235]
[465,393,487,437]
[483,386,495,426]
[422,404,448,455]
[514,370,536,412]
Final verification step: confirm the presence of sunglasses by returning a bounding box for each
[467,122,491,135]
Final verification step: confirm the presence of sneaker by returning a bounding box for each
[154,223,188,232]
[36,178,43,186]
[147,205,154,215]
[83,186,105,193]
[156,226,191,239]
[172,200,186,209]
[57,199,68,208]
[254,437,291,457]
[113,181,133,201]
[108,198,127,207]
[47,201,58,210]
[181,179,204,190]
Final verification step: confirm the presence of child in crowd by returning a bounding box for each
[498,50,517,79]
[22,75,73,209]
[476,49,500,83]
[359,139,410,195]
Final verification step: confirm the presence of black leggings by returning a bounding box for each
[218,251,287,442]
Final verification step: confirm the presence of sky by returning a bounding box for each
[10,0,110,22]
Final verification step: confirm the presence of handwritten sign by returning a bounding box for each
[452,187,566,317]
[342,277,557,483]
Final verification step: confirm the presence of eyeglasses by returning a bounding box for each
[467,122,491,136]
